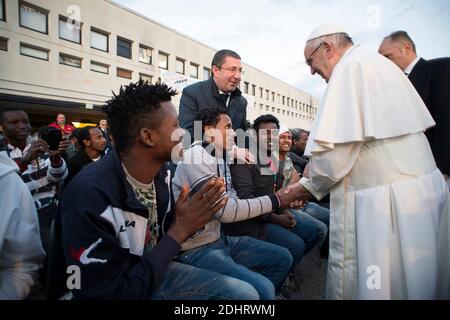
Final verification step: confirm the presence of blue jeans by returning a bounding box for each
[297,202,329,244]
[265,210,323,270]
[290,209,328,245]
[303,202,330,228]
[151,262,260,300]
[176,235,293,300]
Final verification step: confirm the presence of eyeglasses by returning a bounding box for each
[219,66,245,75]
[305,42,325,66]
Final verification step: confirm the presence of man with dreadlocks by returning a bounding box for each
[57,81,263,300]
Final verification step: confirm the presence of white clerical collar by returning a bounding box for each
[404,56,420,76]
[218,90,231,107]
[341,45,359,60]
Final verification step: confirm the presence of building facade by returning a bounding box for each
[0,0,318,129]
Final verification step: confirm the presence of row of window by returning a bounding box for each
[258,104,314,121]
[0,0,315,111]
[244,81,316,114]
[175,58,211,80]
[0,1,208,76]
[0,38,150,82]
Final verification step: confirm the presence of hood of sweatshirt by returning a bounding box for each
[0,151,19,179]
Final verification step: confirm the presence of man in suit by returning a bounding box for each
[179,49,253,163]
[379,31,450,181]
[98,119,112,151]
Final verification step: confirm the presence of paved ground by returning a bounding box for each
[286,247,328,300]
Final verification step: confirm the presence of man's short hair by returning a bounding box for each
[290,128,309,142]
[211,49,241,68]
[103,80,177,153]
[384,30,416,53]
[0,107,25,123]
[69,128,81,140]
[76,126,97,150]
[253,114,280,132]
[196,108,229,134]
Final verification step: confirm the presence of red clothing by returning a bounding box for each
[48,122,75,135]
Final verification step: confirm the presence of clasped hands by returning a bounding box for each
[275,182,312,209]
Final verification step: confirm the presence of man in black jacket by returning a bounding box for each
[288,128,309,175]
[379,31,450,181]
[65,126,106,186]
[179,49,253,163]
[57,81,260,300]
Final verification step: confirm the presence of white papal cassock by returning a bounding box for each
[300,45,450,299]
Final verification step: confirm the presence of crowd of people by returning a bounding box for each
[0,24,449,300]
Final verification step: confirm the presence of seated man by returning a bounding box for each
[65,126,106,186]
[289,127,330,210]
[0,151,45,299]
[0,108,69,252]
[227,115,326,274]
[278,124,329,247]
[172,108,302,300]
[59,81,260,300]
[288,128,309,174]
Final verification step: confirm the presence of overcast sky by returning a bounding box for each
[115,0,450,99]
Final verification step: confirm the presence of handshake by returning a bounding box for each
[275,182,313,208]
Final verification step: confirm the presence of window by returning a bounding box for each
[203,67,211,80]
[0,37,7,51]
[265,105,269,111]
[90,61,108,74]
[1,0,5,21]
[20,43,48,60]
[252,84,256,96]
[282,96,285,105]
[91,28,108,52]
[19,1,48,34]
[259,87,263,98]
[272,92,275,102]
[117,37,132,59]
[265,90,269,100]
[272,107,275,113]
[59,16,81,44]
[159,52,168,70]
[139,73,152,84]
[139,45,152,64]
[59,53,81,68]
[117,67,132,79]
[244,82,249,94]
[176,58,185,74]
[190,63,198,79]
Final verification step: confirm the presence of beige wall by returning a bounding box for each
[0,0,318,130]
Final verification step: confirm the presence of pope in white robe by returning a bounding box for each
[291,24,450,299]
